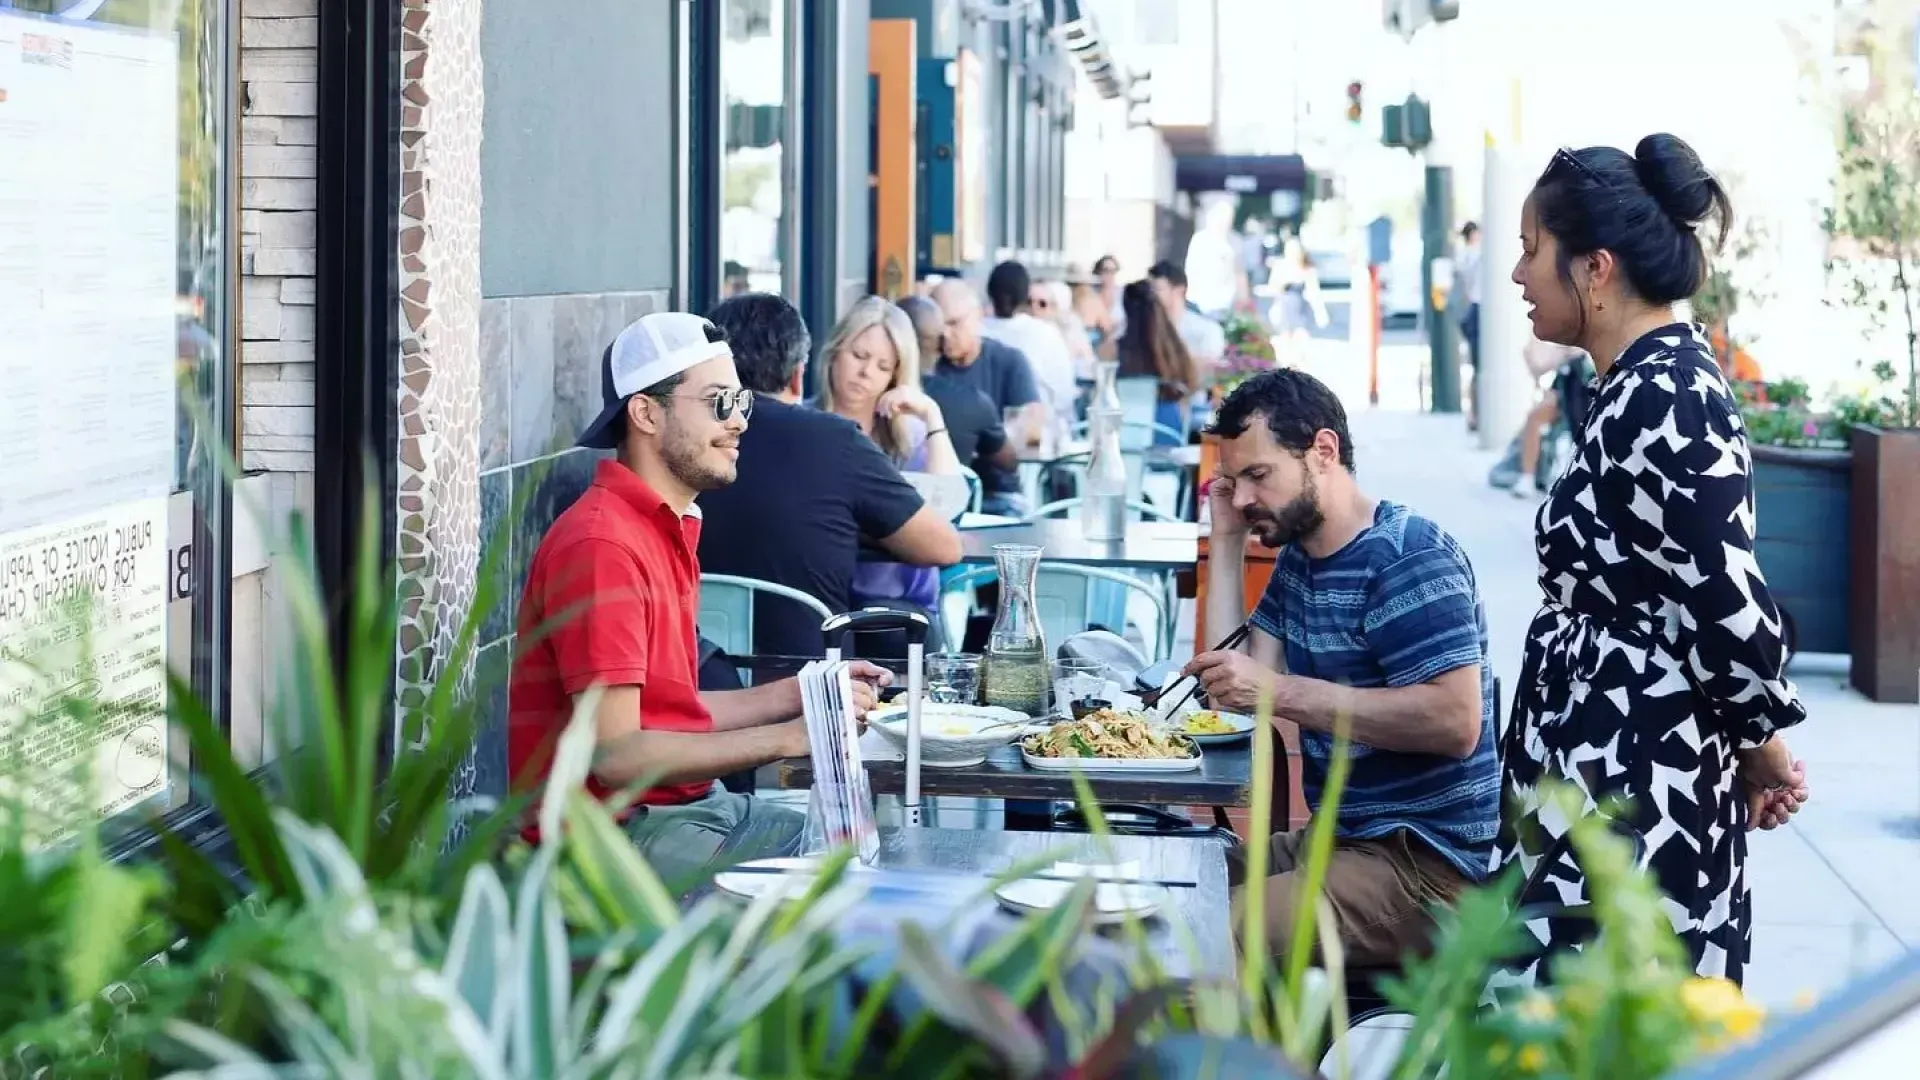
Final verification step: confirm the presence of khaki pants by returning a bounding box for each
[1228,826,1469,968]
[623,787,806,895]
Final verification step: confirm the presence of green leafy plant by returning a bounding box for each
[1827,94,1920,428]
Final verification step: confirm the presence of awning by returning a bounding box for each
[1174,155,1309,195]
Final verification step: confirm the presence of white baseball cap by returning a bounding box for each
[577,311,734,449]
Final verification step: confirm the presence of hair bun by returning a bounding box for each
[1633,133,1719,225]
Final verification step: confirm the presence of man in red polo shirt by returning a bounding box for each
[508,310,889,888]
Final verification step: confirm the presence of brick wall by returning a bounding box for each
[238,0,318,474]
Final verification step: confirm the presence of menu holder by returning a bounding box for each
[797,660,880,864]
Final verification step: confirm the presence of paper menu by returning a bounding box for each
[797,660,880,864]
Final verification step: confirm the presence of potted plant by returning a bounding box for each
[1699,205,1859,656]
[1831,93,1920,702]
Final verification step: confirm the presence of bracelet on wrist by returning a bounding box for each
[926,426,948,437]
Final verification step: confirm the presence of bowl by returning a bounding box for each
[865,703,1034,767]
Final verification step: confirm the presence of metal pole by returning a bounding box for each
[781,0,806,306]
[1423,165,1459,413]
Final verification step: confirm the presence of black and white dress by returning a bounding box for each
[1494,323,1807,987]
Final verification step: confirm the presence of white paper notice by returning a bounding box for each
[0,498,170,839]
[0,12,180,537]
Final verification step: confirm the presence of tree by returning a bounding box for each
[1828,94,1920,428]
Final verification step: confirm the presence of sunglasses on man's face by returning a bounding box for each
[660,387,754,423]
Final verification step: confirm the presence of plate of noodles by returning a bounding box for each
[1176,709,1255,746]
[1019,709,1202,772]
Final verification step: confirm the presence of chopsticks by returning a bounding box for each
[719,864,1198,889]
[1148,622,1252,719]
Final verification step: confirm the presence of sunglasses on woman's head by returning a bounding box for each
[1554,147,1611,188]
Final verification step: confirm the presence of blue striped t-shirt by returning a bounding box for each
[1249,500,1499,881]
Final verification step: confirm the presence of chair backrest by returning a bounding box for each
[958,465,984,513]
[1115,376,1159,422]
[941,562,1171,663]
[697,574,834,660]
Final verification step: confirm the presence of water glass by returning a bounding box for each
[925,652,983,705]
[1051,658,1108,717]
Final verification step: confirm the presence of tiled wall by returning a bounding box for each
[472,289,671,797]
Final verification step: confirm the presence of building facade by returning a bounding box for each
[2,0,1084,847]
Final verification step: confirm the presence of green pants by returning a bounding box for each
[622,787,807,894]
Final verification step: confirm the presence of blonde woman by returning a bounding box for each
[820,297,961,620]
[818,296,962,475]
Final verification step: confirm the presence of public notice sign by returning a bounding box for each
[0,499,171,841]
[0,11,181,840]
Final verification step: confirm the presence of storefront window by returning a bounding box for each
[0,0,231,843]
[718,0,784,298]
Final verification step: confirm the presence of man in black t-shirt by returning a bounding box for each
[899,295,1016,475]
[697,294,962,659]
[929,280,1039,515]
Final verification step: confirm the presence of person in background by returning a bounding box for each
[931,278,1041,516]
[1188,368,1498,969]
[1068,268,1118,362]
[1117,280,1201,447]
[1035,278,1098,383]
[1266,238,1326,368]
[1147,259,1228,370]
[1093,254,1125,334]
[1183,199,1249,321]
[1507,337,1590,500]
[981,260,1080,424]
[897,295,1015,480]
[508,310,892,889]
[1498,134,1808,987]
[817,297,962,637]
[1241,217,1274,291]
[1456,223,1485,430]
[697,293,961,660]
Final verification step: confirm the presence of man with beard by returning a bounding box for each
[509,312,890,890]
[1184,369,1498,968]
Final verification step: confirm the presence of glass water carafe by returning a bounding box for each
[1092,360,1122,413]
[982,543,1051,716]
[1078,406,1128,541]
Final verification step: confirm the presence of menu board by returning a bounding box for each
[0,10,179,535]
[0,11,180,837]
[0,498,170,838]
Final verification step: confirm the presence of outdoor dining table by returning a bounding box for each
[776,740,1253,809]
[865,826,1236,981]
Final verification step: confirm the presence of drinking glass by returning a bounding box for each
[925,652,983,705]
[1051,658,1108,717]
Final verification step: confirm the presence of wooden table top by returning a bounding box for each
[867,826,1236,981]
[775,740,1253,807]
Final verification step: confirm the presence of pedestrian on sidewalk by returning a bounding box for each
[1495,133,1810,989]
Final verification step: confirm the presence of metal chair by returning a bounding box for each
[697,574,834,678]
[938,561,1173,664]
[1023,498,1184,651]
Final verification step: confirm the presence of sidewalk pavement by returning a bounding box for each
[1326,337,1920,1009]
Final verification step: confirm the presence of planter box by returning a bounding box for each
[1751,444,1853,655]
[1849,426,1920,703]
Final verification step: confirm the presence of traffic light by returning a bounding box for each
[1346,81,1364,124]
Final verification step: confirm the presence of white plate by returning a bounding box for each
[1173,710,1256,745]
[712,856,873,904]
[1019,746,1202,772]
[993,861,1166,925]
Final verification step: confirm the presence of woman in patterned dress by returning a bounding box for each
[1494,134,1811,987]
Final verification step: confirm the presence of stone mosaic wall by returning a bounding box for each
[392,0,486,811]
